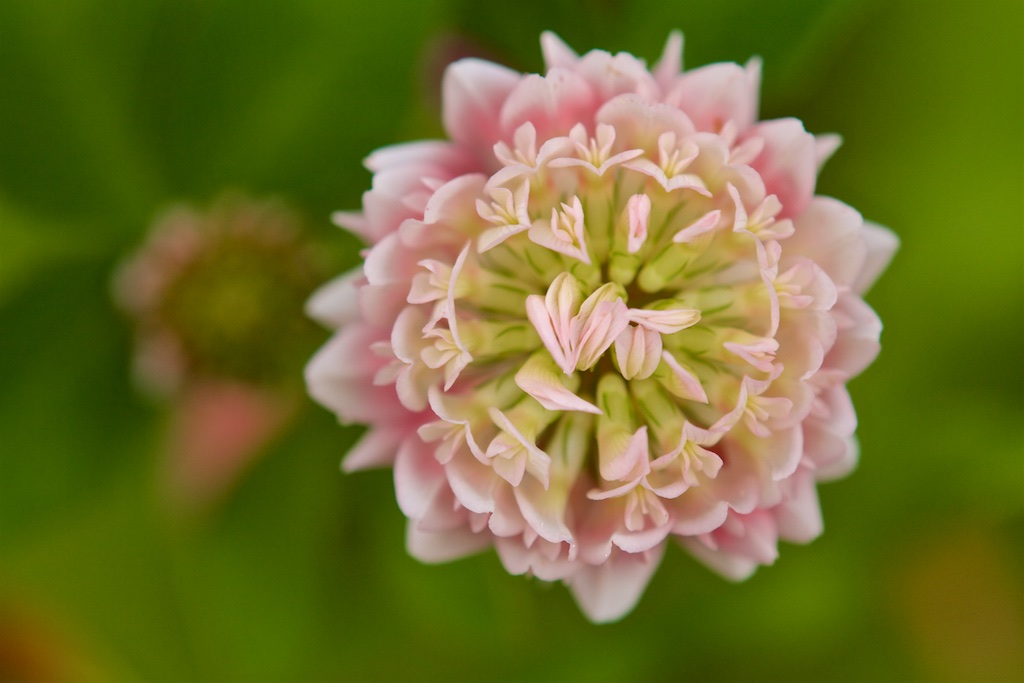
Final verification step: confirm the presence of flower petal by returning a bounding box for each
[442,59,521,156]
[747,118,817,217]
[653,31,684,89]
[306,269,362,329]
[665,59,761,132]
[500,69,598,144]
[515,354,602,414]
[394,438,446,519]
[567,547,664,623]
[853,222,900,294]
[540,31,578,70]
[406,523,491,564]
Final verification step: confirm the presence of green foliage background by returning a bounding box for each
[1,1,1021,681]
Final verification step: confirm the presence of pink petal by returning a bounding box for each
[500,69,598,145]
[597,94,696,152]
[586,477,641,501]
[540,31,578,70]
[365,140,473,175]
[653,31,684,90]
[394,438,446,520]
[803,408,858,481]
[683,511,779,580]
[487,486,528,538]
[342,428,403,472]
[724,336,779,374]
[573,299,631,371]
[813,133,842,171]
[422,174,488,227]
[681,536,758,581]
[491,451,527,488]
[477,223,530,252]
[669,488,730,535]
[613,325,662,380]
[853,222,899,294]
[496,536,575,581]
[672,210,721,243]
[665,59,761,132]
[305,326,404,424]
[628,307,701,334]
[445,452,499,515]
[747,118,817,218]
[763,425,804,481]
[525,293,574,374]
[573,50,658,101]
[811,432,859,482]
[825,293,882,379]
[599,426,650,482]
[514,477,573,545]
[626,193,651,254]
[406,523,491,564]
[612,508,674,552]
[515,357,602,414]
[357,282,416,328]
[727,182,749,233]
[788,196,867,287]
[354,153,468,244]
[415,485,469,532]
[567,546,664,623]
[774,469,823,543]
[305,270,361,328]
[442,59,522,156]
[363,233,419,285]
[659,351,709,404]
[389,305,429,363]
[488,407,553,489]
[330,210,368,238]
[528,196,591,264]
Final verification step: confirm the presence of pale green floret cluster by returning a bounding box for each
[416,127,786,495]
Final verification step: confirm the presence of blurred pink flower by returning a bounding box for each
[306,33,897,622]
[116,195,319,508]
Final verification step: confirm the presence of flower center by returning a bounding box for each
[404,118,804,507]
[153,221,323,387]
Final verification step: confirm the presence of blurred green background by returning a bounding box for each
[1,0,1021,681]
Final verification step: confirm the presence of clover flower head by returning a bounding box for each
[116,195,322,506]
[307,32,897,622]
[117,194,321,395]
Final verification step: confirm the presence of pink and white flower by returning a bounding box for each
[306,33,897,622]
[116,195,320,508]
